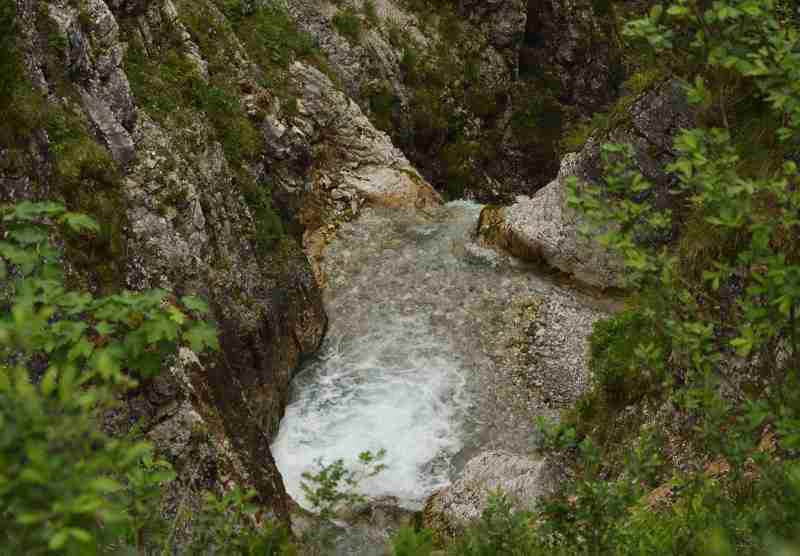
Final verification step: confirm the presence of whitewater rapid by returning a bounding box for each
[272,202,479,510]
[271,200,608,514]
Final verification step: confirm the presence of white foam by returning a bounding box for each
[272,315,467,510]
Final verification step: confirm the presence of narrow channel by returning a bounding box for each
[272,201,605,513]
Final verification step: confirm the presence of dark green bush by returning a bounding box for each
[392,526,435,556]
[589,308,666,407]
[363,0,378,25]
[240,175,286,255]
[366,82,399,132]
[332,9,363,44]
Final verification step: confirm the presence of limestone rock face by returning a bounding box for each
[478,81,694,289]
[285,0,529,199]
[274,62,441,213]
[10,0,439,521]
[478,152,626,289]
[424,451,555,537]
[458,0,527,54]
[519,0,616,112]
[45,0,137,165]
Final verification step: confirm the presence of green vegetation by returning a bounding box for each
[122,0,328,253]
[0,199,384,552]
[333,8,364,44]
[363,0,379,26]
[390,0,800,554]
[1,3,127,291]
[213,0,322,80]
[383,10,509,198]
[299,449,387,519]
[0,202,295,554]
[240,172,286,256]
[124,42,262,164]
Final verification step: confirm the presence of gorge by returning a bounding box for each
[5,0,798,553]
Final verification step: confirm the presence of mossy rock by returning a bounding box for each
[476,205,509,250]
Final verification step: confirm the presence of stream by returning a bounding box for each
[271,201,610,548]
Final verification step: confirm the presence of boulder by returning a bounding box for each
[423,451,555,538]
[479,81,695,289]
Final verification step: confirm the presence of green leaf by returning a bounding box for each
[184,322,220,353]
[666,5,689,16]
[9,201,65,222]
[60,212,100,233]
[40,366,59,397]
[95,321,115,336]
[20,468,46,484]
[168,305,186,325]
[89,477,123,494]
[67,336,94,362]
[17,512,49,525]
[8,225,48,245]
[68,528,92,543]
[182,295,211,314]
[49,530,70,550]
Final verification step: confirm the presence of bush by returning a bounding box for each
[332,9,363,44]
[589,308,667,407]
[392,526,435,556]
[448,493,540,556]
[0,202,293,553]
[539,0,800,553]
[300,449,386,519]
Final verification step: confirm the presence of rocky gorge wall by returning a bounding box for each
[1,0,437,521]
[2,0,671,538]
[288,0,622,202]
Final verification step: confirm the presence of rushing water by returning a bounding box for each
[272,201,608,516]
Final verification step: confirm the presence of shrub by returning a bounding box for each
[392,526,435,556]
[363,0,378,26]
[536,0,800,553]
[300,449,386,519]
[0,202,296,553]
[0,202,213,552]
[448,493,540,555]
[332,9,363,44]
[589,308,667,407]
[240,174,286,255]
[365,81,398,132]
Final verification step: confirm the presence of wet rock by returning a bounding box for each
[424,451,555,537]
[477,155,625,289]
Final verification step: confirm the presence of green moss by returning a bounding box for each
[363,0,378,26]
[560,121,594,153]
[364,81,398,132]
[124,36,262,165]
[239,172,286,256]
[332,9,363,44]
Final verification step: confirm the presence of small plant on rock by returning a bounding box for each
[300,449,387,519]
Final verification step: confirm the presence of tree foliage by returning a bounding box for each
[547,0,800,553]
[0,202,291,554]
[408,0,800,554]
